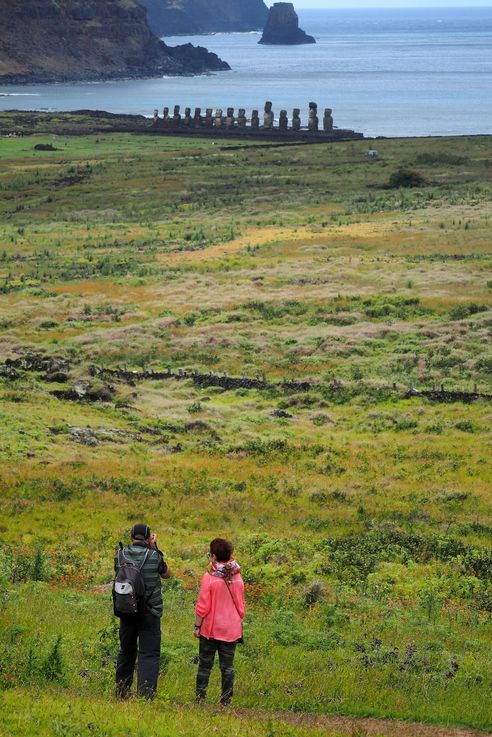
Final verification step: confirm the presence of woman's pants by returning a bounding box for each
[196,636,237,704]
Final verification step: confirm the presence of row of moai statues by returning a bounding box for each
[152,101,334,133]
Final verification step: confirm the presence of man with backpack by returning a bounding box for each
[113,523,171,700]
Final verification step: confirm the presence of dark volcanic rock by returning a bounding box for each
[34,143,59,151]
[259,2,315,45]
[138,0,268,36]
[0,365,20,380]
[271,409,293,418]
[0,0,229,84]
[51,382,115,402]
[6,352,70,374]
[44,371,70,383]
[167,43,229,72]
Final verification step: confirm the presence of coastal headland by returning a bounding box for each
[137,0,269,35]
[0,0,229,84]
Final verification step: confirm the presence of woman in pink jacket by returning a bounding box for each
[194,537,245,705]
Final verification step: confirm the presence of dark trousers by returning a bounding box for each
[196,636,237,704]
[116,610,161,699]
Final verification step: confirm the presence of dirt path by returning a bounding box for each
[229,707,491,737]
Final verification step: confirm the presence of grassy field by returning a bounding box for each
[0,114,491,736]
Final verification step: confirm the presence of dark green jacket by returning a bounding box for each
[115,542,168,618]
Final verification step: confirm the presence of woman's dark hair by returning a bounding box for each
[210,537,234,563]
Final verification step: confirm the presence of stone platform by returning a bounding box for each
[150,101,364,141]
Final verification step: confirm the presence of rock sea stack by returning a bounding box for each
[259,2,315,45]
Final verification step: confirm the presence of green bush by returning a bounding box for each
[449,303,488,320]
[455,420,479,433]
[476,355,492,374]
[388,168,427,188]
[318,528,492,588]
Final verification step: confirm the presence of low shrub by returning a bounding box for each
[475,355,492,374]
[415,152,467,166]
[318,528,492,587]
[449,302,488,320]
[388,168,427,188]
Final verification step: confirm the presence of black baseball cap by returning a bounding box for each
[131,523,150,540]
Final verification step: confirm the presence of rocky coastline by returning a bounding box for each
[0,0,229,85]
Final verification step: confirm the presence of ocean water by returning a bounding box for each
[1,7,492,137]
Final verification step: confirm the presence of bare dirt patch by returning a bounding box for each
[232,708,492,737]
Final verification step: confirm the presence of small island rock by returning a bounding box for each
[259,2,315,45]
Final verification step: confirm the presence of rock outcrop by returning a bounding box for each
[137,0,268,36]
[259,3,315,45]
[0,0,229,84]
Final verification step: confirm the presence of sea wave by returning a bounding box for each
[0,92,42,96]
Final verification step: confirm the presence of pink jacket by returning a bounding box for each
[195,571,245,642]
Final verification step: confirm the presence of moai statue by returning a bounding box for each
[183,107,192,127]
[279,110,288,131]
[226,107,235,129]
[308,101,318,132]
[238,108,247,128]
[251,109,260,129]
[162,107,171,128]
[205,108,213,128]
[263,101,274,129]
[214,109,224,129]
[173,105,181,127]
[323,108,333,132]
[194,107,202,128]
[292,108,301,131]
[153,109,159,124]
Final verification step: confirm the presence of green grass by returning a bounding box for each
[1,690,353,737]
[0,113,491,735]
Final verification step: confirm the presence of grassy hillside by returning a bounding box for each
[0,115,491,735]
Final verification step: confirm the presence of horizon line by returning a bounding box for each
[294,4,492,7]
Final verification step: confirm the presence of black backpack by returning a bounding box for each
[112,544,153,618]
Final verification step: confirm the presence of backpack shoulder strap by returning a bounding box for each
[137,547,151,570]
[117,544,151,570]
[140,549,159,608]
[116,544,127,568]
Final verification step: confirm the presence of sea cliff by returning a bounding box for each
[0,0,229,84]
[137,0,268,36]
